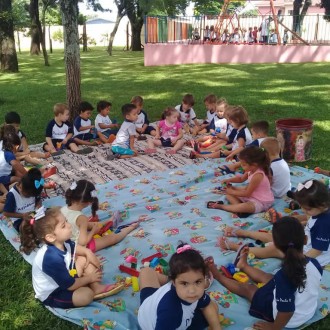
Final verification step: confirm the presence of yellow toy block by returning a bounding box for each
[233,271,249,283]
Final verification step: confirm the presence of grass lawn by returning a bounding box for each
[0,47,330,329]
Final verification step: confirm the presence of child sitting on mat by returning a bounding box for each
[20,207,123,308]
[207,146,274,217]
[145,107,185,155]
[61,179,138,252]
[138,242,221,330]
[206,217,322,329]
[2,168,43,232]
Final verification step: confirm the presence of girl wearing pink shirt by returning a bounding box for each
[145,107,185,155]
[207,146,274,217]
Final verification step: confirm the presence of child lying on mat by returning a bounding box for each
[20,207,124,308]
[218,179,330,266]
[61,180,138,252]
[207,146,274,218]
[206,217,322,329]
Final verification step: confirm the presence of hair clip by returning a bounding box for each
[297,180,313,192]
[34,178,45,189]
[70,182,77,190]
[176,244,192,254]
[90,190,97,198]
[30,206,46,225]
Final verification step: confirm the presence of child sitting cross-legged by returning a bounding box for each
[20,207,124,307]
[207,146,274,218]
[145,107,185,155]
[206,217,322,329]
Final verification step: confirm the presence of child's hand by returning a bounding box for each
[225,154,234,162]
[87,268,103,283]
[155,135,160,139]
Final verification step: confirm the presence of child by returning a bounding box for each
[191,105,252,161]
[261,137,291,198]
[207,217,322,329]
[269,29,278,44]
[131,96,156,139]
[192,27,200,41]
[73,101,98,147]
[175,94,200,135]
[0,126,27,188]
[283,29,289,45]
[2,168,43,232]
[145,107,185,155]
[44,103,81,154]
[204,25,211,42]
[138,242,221,330]
[95,100,119,144]
[252,26,258,43]
[248,27,254,44]
[207,146,274,216]
[221,29,229,44]
[61,180,138,252]
[5,111,51,166]
[192,94,217,136]
[110,103,139,159]
[221,180,330,266]
[230,28,241,44]
[217,120,269,175]
[20,207,124,307]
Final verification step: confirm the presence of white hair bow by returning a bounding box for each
[90,190,97,198]
[70,182,77,190]
[30,206,46,225]
[297,180,313,192]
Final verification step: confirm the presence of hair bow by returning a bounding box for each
[30,205,46,225]
[90,190,97,198]
[176,244,192,254]
[297,180,313,192]
[70,182,77,190]
[34,178,45,189]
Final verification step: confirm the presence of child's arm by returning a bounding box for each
[10,159,27,177]
[225,172,263,197]
[201,301,222,330]
[193,118,200,128]
[45,137,56,153]
[222,173,248,185]
[79,124,94,131]
[129,135,138,154]
[154,125,161,139]
[253,311,294,330]
[304,248,322,259]
[226,137,245,161]
[76,215,101,246]
[63,133,73,145]
[172,127,184,143]
[16,136,30,158]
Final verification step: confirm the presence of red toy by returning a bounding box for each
[141,252,163,264]
[118,264,140,277]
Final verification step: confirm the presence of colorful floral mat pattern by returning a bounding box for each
[1,160,330,330]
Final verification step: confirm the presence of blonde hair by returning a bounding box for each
[131,96,144,106]
[261,137,281,155]
[53,103,68,116]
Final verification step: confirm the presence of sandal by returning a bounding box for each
[233,244,249,266]
[207,201,224,209]
[94,283,124,300]
[77,147,93,155]
[218,165,235,175]
[264,208,282,223]
[217,236,231,251]
[224,226,239,237]
[137,135,147,141]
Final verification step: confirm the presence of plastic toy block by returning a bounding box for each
[150,258,160,268]
[125,256,137,264]
[154,265,163,273]
[132,276,139,292]
[220,266,233,279]
[141,252,163,264]
[226,263,237,275]
[159,259,168,267]
[233,271,249,283]
[118,264,140,277]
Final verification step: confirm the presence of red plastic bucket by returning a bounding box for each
[275,118,313,162]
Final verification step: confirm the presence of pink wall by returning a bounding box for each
[144,44,330,66]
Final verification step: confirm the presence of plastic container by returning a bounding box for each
[275,118,313,162]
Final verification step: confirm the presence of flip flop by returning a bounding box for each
[94,283,124,300]
[218,165,235,175]
[77,147,93,155]
[265,208,282,223]
[43,166,57,178]
[233,244,249,267]
[137,135,147,141]
[51,150,65,156]
[112,210,121,229]
[207,201,224,209]
[224,226,239,237]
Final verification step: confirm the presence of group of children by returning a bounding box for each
[1,93,329,329]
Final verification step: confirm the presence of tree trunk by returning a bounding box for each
[130,21,143,51]
[29,0,41,55]
[0,0,19,72]
[107,10,124,56]
[59,0,81,121]
[41,6,49,65]
[82,22,87,52]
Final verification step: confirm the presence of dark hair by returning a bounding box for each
[168,242,207,280]
[251,121,269,135]
[121,103,136,117]
[1,129,21,152]
[20,207,61,255]
[204,94,217,104]
[182,94,195,106]
[294,180,330,209]
[131,96,144,105]
[0,124,16,141]
[272,217,307,291]
[5,111,21,124]
[238,146,271,179]
[97,100,112,113]
[78,101,94,113]
[65,180,99,216]
[21,168,44,197]
[227,105,248,126]
[161,107,178,120]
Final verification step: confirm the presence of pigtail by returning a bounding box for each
[91,197,99,217]
[20,216,40,255]
[65,187,74,206]
[260,147,272,180]
[282,245,307,291]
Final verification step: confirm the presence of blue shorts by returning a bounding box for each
[74,133,93,141]
[43,287,75,309]
[0,175,11,185]
[111,145,134,156]
[99,129,118,138]
[144,126,156,135]
[249,283,274,322]
[43,138,75,151]
[160,137,172,147]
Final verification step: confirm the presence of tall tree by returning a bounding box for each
[29,0,41,54]
[193,0,244,15]
[321,0,330,21]
[0,0,19,72]
[59,0,81,120]
[12,0,30,54]
[292,0,312,35]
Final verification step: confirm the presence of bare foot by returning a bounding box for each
[217,236,241,252]
[122,222,139,234]
[166,149,176,155]
[224,226,244,237]
[235,246,249,270]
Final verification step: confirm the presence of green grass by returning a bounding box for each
[1,47,330,329]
